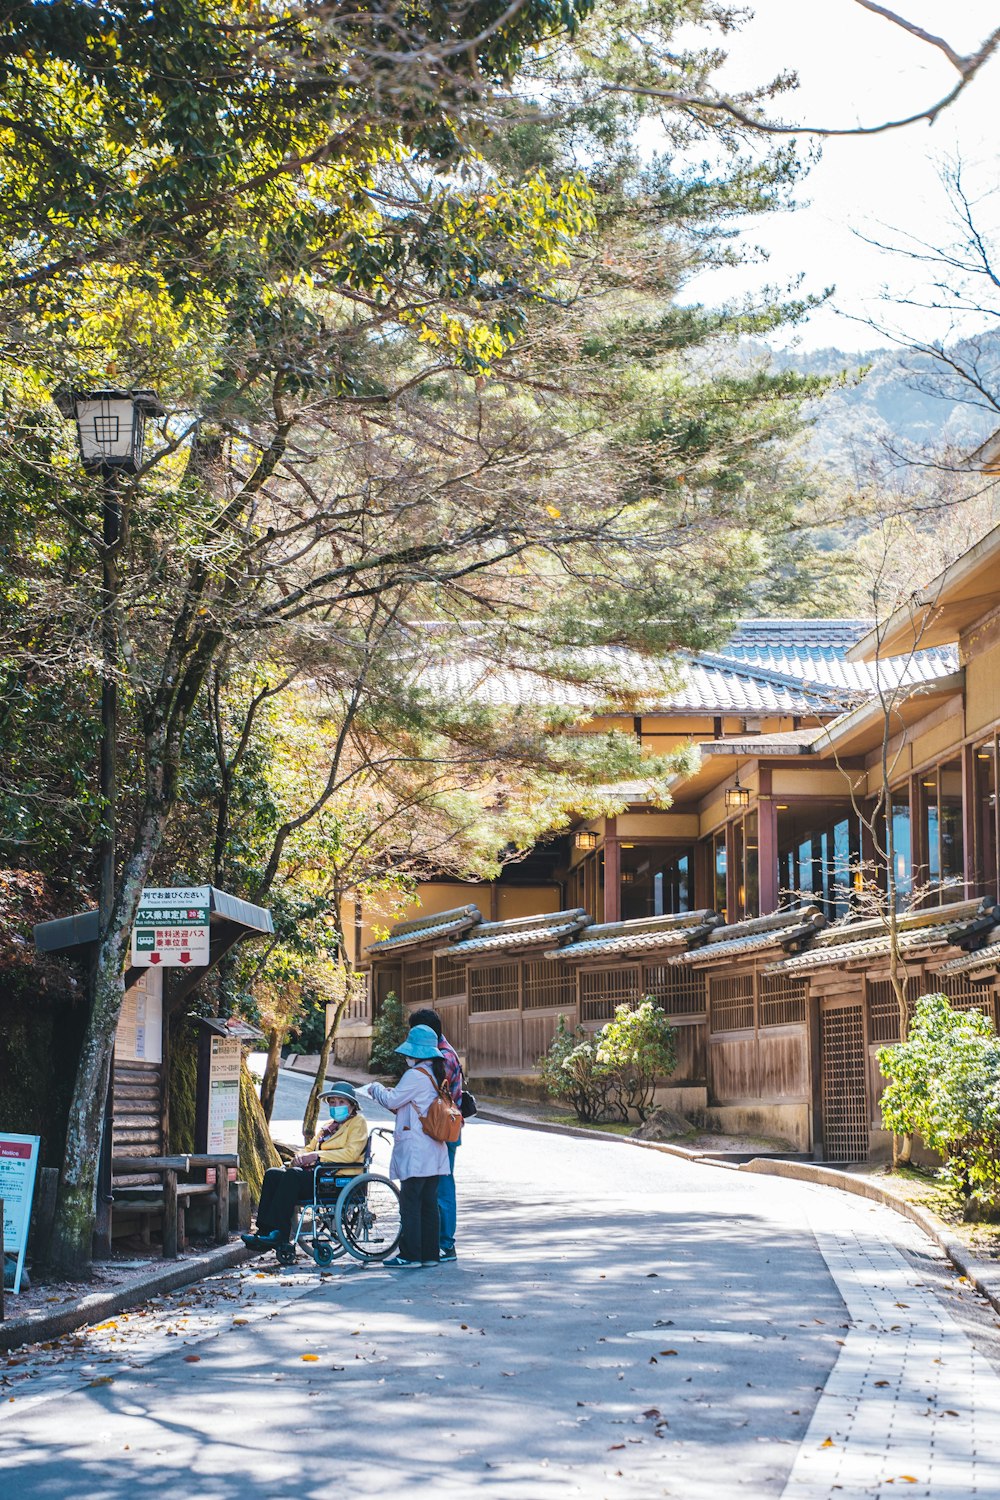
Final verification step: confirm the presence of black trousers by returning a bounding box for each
[256,1166,315,1239]
[399,1175,441,1263]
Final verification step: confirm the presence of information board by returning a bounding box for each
[206,1036,241,1154]
[131,885,211,968]
[0,1134,40,1295]
[114,967,163,1064]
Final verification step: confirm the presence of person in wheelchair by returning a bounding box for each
[242,1081,368,1252]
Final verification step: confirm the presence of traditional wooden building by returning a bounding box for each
[355,517,1000,1163]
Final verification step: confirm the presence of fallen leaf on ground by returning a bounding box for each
[660,1350,678,1356]
[183,1355,201,1363]
[301,1354,319,1362]
[86,1376,115,1387]
[820,1437,835,1448]
[874,1380,890,1388]
[609,1444,625,1451]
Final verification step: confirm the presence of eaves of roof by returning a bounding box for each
[366,906,482,956]
[937,928,1000,976]
[440,914,590,958]
[763,923,962,975]
[548,922,718,962]
[670,921,823,966]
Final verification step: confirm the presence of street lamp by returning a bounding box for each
[54,387,164,929]
[54,385,163,1259]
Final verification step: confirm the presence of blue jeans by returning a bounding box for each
[438,1139,458,1251]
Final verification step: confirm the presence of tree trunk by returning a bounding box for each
[239,1059,281,1202]
[47,836,154,1274]
[259,1026,283,1123]
[302,997,349,1142]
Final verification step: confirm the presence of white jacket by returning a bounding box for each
[368,1065,450,1181]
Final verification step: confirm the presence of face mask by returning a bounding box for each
[404,1056,418,1069]
[329,1103,351,1122]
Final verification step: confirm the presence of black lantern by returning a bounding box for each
[54,386,164,473]
[725,776,751,811]
[574,830,599,851]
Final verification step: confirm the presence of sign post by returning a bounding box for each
[0,1135,40,1295]
[131,886,211,968]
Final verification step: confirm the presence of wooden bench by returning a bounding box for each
[111,1155,238,1257]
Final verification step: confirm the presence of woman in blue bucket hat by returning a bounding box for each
[364,1025,449,1267]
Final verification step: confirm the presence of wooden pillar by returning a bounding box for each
[603,817,620,923]
[961,741,977,898]
[757,768,779,915]
[162,1169,179,1259]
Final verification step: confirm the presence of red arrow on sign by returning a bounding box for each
[149,953,161,964]
[180,951,192,964]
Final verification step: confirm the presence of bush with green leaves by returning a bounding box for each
[368,991,408,1080]
[878,992,1000,1210]
[538,1001,677,1124]
[537,1015,614,1123]
[597,1001,678,1123]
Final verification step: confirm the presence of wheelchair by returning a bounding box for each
[276,1126,401,1267]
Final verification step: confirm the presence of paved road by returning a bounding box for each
[5,1108,1000,1499]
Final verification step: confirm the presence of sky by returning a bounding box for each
[665,1,1000,351]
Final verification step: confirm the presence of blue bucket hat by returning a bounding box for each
[319,1080,358,1102]
[395,1024,441,1060]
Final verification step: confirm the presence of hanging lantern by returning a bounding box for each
[725,776,751,811]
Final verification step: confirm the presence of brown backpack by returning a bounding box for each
[415,1066,463,1143]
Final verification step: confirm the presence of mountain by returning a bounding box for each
[777,334,1000,471]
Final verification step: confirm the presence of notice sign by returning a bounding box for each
[131,885,211,968]
[207,1036,241,1155]
[115,968,163,1065]
[1,1134,40,1295]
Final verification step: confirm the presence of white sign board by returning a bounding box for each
[1,1134,40,1295]
[131,885,211,968]
[207,1036,241,1155]
[115,968,163,1064]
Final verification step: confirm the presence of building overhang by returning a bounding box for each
[810,672,965,760]
[846,524,1000,661]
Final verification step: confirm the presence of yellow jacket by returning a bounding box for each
[307,1110,368,1173]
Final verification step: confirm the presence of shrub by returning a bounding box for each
[369,990,408,1079]
[878,992,1000,1210]
[538,1002,677,1124]
[538,1016,613,1123]
[597,1000,677,1123]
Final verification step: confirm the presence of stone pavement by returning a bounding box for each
[782,1191,1000,1498]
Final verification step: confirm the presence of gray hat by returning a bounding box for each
[319,1080,358,1103]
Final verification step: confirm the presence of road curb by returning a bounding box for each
[473,1107,742,1167]
[0,1240,250,1353]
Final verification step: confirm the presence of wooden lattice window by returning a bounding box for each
[642,963,706,1017]
[759,972,807,1028]
[927,971,997,1021]
[468,962,519,1014]
[708,972,754,1033]
[579,967,641,1024]
[821,1004,869,1162]
[523,959,575,1010]
[435,954,466,999]
[402,957,434,1008]
[867,976,918,1044]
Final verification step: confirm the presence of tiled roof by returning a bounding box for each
[550,910,719,961]
[672,916,826,965]
[418,622,958,718]
[764,924,960,974]
[366,904,482,956]
[441,909,590,957]
[937,930,1000,976]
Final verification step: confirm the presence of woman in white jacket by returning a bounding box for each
[366,1024,450,1268]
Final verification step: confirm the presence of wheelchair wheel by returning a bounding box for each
[335,1173,401,1262]
[311,1239,337,1268]
[275,1242,297,1266]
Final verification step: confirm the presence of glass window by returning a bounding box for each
[890,791,912,899]
[777,803,860,917]
[917,760,964,904]
[619,843,694,920]
[714,833,727,920]
[744,810,759,918]
[975,739,997,900]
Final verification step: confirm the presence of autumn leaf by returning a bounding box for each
[301,1354,319,1362]
[183,1355,201,1363]
[820,1437,835,1448]
[86,1376,115,1387]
